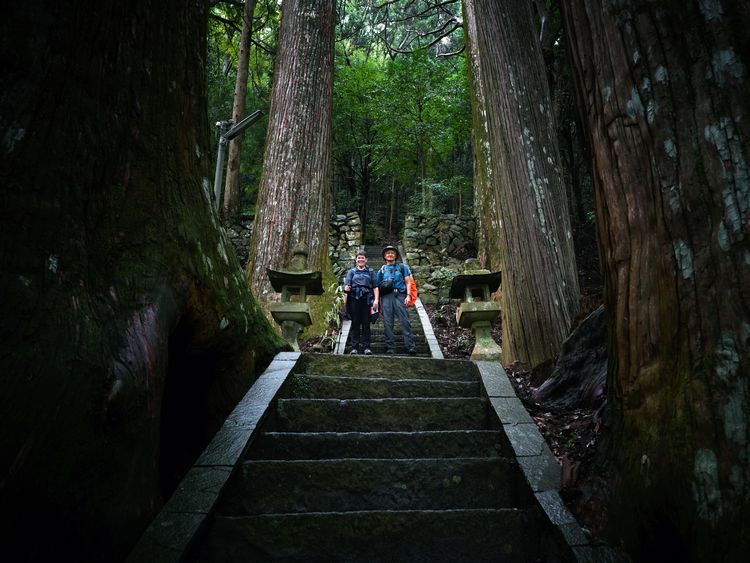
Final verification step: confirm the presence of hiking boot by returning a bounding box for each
[363,348,372,355]
[408,347,417,355]
[349,348,358,355]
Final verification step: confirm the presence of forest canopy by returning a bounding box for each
[209,0,476,241]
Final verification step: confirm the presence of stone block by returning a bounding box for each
[128,511,206,563]
[558,522,589,547]
[490,397,535,425]
[514,438,561,492]
[534,490,577,525]
[195,422,256,466]
[503,422,546,456]
[476,362,515,397]
[162,466,233,513]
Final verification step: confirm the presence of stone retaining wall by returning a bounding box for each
[403,213,476,267]
[223,212,362,279]
[224,217,254,268]
[402,213,477,304]
[222,211,470,303]
[329,212,362,278]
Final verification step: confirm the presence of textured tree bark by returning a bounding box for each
[561,1,750,558]
[247,0,335,300]
[222,0,258,220]
[464,0,581,367]
[0,1,285,559]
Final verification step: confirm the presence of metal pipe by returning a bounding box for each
[211,110,264,213]
[213,120,231,212]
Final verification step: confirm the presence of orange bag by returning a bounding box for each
[406,276,418,308]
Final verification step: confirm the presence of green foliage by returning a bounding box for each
[207,2,280,217]
[324,282,347,328]
[405,176,473,215]
[207,1,474,232]
[333,44,472,236]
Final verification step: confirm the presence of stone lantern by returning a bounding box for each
[266,242,324,351]
[449,259,502,360]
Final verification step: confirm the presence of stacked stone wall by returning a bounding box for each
[224,217,254,268]
[403,213,476,266]
[223,212,362,279]
[222,211,471,302]
[402,213,477,303]
[329,212,362,278]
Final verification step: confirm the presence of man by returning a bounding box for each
[377,245,416,355]
[344,250,379,355]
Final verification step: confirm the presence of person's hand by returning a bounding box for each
[404,295,410,305]
[344,284,351,292]
[372,302,379,312]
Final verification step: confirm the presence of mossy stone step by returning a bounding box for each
[349,344,431,356]
[188,508,551,563]
[296,354,478,380]
[284,374,480,399]
[219,458,527,515]
[276,397,490,432]
[247,430,511,460]
[362,326,424,336]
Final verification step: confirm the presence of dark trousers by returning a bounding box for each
[349,297,371,349]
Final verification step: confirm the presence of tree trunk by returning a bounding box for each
[0,1,286,559]
[359,151,372,241]
[222,0,258,220]
[463,0,581,367]
[561,1,750,559]
[247,0,335,300]
[388,176,396,238]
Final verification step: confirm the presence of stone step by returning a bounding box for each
[247,430,510,460]
[295,354,478,381]
[366,329,426,337]
[188,508,552,562]
[275,397,490,432]
[347,343,431,355]
[220,458,528,515]
[363,333,427,342]
[284,374,479,399]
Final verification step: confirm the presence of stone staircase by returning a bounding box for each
[344,245,431,357]
[185,354,576,562]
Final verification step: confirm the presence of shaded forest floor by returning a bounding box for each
[424,221,609,543]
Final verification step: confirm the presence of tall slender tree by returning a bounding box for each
[222,0,258,220]
[562,1,750,559]
[463,0,580,367]
[247,0,335,300]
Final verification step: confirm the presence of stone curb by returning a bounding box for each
[400,246,443,359]
[475,360,597,561]
[335,318,352,355]
[127,352,301,563]
[414,297,444,359]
